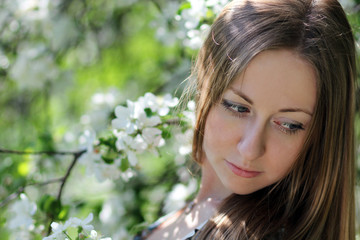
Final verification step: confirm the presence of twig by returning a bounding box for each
[0,147,87,235]
[57,150,86,201]
[47,149,86,235]
[150,0,162,13]
[0,148,84,156]
[165,118,182,125]
[0,177,64,208]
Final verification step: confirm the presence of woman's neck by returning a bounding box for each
[194,159,232,204]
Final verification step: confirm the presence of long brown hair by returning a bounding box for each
[186,0,357,239]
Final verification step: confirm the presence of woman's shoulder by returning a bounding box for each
[133,211,209,240]
[182,220,207,240]
[134,198,220,239]
[133,211,176,240]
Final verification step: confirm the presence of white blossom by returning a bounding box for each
[137,92,159,112]
[174,129,193,165]
[78,130,123,182]
[111,92,180,167]
[112,99,162,134]
[49,15,78,51]
[115,132,147,153]
[43,221,71,240]
[163,179,198,214]
[90,230,98,239]
[142,127,163,146]
[82,89,121,132]
[137,113,161,129]
[43,213,111,240]
[78,130,102,165]
[182,0,207,30]
[92,92,117,106]
[112,105,137,134]
[15,0,50,22]
[75,31,99,65]
[0,53,10,69]
[7,193,37,231]
[183,100,196,126]
[91,159,123,182]
[157,93,179,116]
[177,129,193,156]
[67,213,94,232]
[206,0,230,14]
[152,0,229,49]
[90,230,112,240]
[9,44,59,90]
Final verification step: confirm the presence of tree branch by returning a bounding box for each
[0,148,84,156]
[0,147,87,235]
[57,150,86,201]
[47,149,86,234]
[150,0,162,13]
[0,177,64,208]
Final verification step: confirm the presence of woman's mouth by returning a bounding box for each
[225,160,262,178]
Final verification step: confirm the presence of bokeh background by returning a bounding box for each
[0,0,359,239]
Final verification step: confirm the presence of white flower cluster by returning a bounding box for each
[80,89,121,132]
[1,0,123,90]
[163,178,198,214]
[174,100,196,165]
[44,213,111,240]
[1,0,59,90]
[111,93,179,166]
[7,193,37,239]
[79,130,133,182]
[9,44,60,90]
[79,93,184,182]
[153,0,229,49]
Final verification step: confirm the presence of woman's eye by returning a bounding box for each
[274,120,304,135]
[221,100,250,116]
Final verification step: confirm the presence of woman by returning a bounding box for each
[140,0,357,239]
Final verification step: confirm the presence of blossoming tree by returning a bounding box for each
[0,0,359,239]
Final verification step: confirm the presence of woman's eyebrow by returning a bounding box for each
[279,108,313,116]
[229,87,313,116]
[229,87,253,104]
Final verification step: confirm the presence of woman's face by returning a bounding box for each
[202,49,317,195]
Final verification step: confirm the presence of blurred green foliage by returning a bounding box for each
[0,0,359,238]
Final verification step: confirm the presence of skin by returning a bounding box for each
[148,49,317,239]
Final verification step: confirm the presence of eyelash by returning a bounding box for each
[221,99,305,135]
[273,120,304,135]
[221,99,250,117]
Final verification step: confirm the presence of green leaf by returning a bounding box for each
[120,157,130,171]
[161,128,172,139]
[99,136,117,148]
[58,205,70,220]
[39,194,62,219]
[178,2,191,14]
[101,155,115,164]
[144,108,153,117]
[39,194,52,211]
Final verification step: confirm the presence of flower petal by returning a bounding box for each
[114,105,130,118]
[127,151,138,166]
[142,128,162,144]
[83,213,93,224]
[111,118,128,130]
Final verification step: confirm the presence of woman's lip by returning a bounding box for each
[225,160,262,178]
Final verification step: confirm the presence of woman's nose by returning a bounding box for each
[237,122,266,162]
